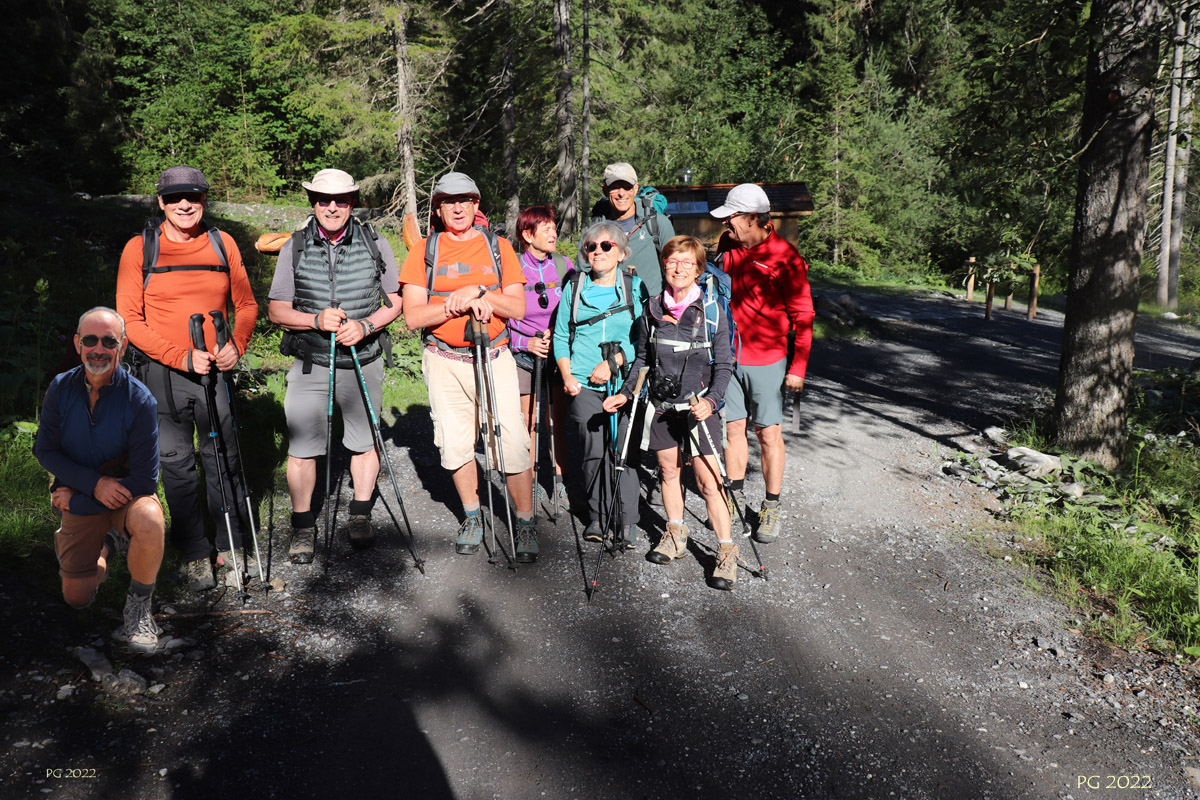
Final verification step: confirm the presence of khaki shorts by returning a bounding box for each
[422,347,532,473]
[54,496,161,579]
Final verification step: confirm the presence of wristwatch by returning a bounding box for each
[363,319,376,334]
[476,285,487,299]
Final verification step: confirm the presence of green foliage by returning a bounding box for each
[995,370,1200,653]
[0,424,57,565]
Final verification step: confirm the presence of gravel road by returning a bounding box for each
[3,291,1199,800]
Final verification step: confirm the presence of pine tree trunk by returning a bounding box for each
[580,0,592,221]
[554,0,578,236]
[393,9,419,220]
[1155,11,1185,307]
[501,6,519,236]
[1054,0,1162,470]
[1167,16,1197,309]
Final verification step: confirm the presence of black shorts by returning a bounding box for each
[647,408,721,457]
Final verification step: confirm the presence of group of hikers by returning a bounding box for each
[33,161,814,653]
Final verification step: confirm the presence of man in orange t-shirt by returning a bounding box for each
[400,172,538,562]
[115,166,259,591]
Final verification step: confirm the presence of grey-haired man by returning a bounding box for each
[267,168,403,563]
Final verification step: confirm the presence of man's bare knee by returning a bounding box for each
[63,583,98,609]
[126,497,165,542]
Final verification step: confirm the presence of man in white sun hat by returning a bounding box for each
[267,168,403,563]
[710,183,814,544]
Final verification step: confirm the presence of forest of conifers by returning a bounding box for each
[6,0,1199,301]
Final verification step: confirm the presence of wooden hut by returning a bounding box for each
[655,182,813,247]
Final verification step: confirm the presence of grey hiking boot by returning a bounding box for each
[104,528,130,559]
[551,483,568,520]
[348,514,375,550]
[647,521,689,565]
[535,484,552,518]
[289,526,316,564]
[515,519,539,563]
[727,489,748,531]
[184,558,216,591]
[217,550,258,586]
[646,481,665,509]
[617,524,639,552]
[709,540,740,591]
[456,514,484,555]
[583,522,603,543]
[754,499,782,543]
[113,593,162,653]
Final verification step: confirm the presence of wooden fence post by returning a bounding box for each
[1027,263,1040,320]
[965,256,976,302]
[1004,288,1013,311]
[984,280,995,320]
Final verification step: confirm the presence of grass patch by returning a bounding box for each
[997,368,1200,655]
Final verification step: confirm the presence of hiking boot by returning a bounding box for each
[217,550,258,586]
[515,519,539,563]
[184,558,216,591]
[535,484,552,518]
[288,526,316,564]
[583,522,603,543]
[456,514,484,555]
[104,528,130,559]
[552,483,569,520]
[617,524,639,552]
[727,489,748,531]
[709,540,740,591]
[348,514,375,550]
[646,482,665,509]
[113,593,162,653]
[647,521,689,565]
[754,499,782,543]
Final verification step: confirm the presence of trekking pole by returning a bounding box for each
[188,314,247,600]
[540,332,564,521]
[465,318,501,565]
[347,342,426,574]
[323,305,339,573]
[587,367,649,601]
[688,394,767,580]
[529,339,543,526]
[475,321,518,568]
[209,311,267,588]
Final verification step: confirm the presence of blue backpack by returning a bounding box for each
[701,257,740,368]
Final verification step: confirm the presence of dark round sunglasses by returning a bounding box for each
[583,240,617,254]
[534,282,550,308]
[80,334,121,349]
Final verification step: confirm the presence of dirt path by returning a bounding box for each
[3,293,1199,799]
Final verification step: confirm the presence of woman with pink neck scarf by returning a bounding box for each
[603,235,738,590]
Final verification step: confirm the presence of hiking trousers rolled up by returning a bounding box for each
[568,387,639,530]
[138,359,248,561]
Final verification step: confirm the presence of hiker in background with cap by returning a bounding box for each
[399,172,538,561]
[116,166,259,591]
[267,169,403,563]
[711,183,814,544]
[589,162,675,297]
[35,307,166,652]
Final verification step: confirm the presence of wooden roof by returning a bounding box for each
[654,182,814,217]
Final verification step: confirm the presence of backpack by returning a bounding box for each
[649,258,739,369]
[562,268,636,349]
[422,226,506,350]
[635,187,668,251]
[140,219,229,289]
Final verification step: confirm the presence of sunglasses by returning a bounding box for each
[534,281,550,309]
[584,240,617,254]
[79,334,121,349]
[162,192,205,205]
[314,196,352,208]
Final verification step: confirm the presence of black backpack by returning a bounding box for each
[140,219,229,289]
[562,268,637,349]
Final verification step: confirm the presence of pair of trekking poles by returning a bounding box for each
[318,305,425,575]
[464,318,520,568]
[188,311,265,602]
[582,369,767,600]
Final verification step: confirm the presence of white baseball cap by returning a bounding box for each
[710,183,770,217]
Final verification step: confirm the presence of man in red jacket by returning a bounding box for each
[711,183,814,543]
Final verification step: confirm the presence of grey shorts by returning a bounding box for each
[724,358,787,427]
[284,358,383,457]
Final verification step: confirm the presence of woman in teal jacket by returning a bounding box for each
[554,221,649,550]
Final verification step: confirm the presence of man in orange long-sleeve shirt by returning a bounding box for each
[116,166,259,591]
[711,183,814,545]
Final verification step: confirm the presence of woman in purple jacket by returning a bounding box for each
[509,206,571,518]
